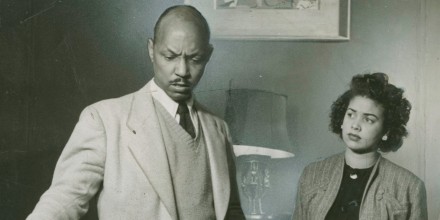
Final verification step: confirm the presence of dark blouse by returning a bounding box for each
[325,163,374,220]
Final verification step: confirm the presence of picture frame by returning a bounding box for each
[184,0,350,41]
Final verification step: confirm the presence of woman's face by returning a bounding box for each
[341,95,386,154]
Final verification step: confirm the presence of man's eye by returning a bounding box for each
[191,57,203,63]
[163,54,176,60]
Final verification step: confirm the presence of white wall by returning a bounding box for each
[424,0,440,219]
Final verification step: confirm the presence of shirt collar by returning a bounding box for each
[150,79,194,117]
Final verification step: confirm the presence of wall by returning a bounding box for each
[424,0,440,218]
[200,0,422,167]
[1,0,439,219]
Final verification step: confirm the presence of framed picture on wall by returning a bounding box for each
[184,0,350,40]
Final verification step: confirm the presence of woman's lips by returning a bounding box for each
[348,133,361,141]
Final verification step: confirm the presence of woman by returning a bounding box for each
[293,72,427,220]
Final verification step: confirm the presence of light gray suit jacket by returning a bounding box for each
[27,81,244,220]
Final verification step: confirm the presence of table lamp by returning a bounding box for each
[225,89,294,220]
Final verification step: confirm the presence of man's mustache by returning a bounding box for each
[170,78,190,85]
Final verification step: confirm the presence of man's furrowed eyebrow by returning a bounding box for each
[162,48,204,57]
[163,47,180,55]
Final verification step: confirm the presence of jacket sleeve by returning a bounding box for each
[409,179,428,220]
[27,106,106,220]
[223,122,246,220]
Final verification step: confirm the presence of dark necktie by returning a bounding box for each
[177,103,196,138]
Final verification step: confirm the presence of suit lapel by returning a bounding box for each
[126,82,177,220]
[197,107,230,220]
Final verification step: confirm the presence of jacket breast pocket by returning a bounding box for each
[302,183,327,215]
[383,193,409,220]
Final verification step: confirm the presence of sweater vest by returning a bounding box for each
[154,101,215,220]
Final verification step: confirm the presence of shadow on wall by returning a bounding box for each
[0,150,59,219]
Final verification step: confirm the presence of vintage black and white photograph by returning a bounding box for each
[1,0,439,220]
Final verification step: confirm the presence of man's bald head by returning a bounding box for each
[153,5,211,45]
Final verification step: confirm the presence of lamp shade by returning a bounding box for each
[225,89,293,154]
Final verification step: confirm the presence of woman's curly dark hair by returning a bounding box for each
[329,72,412,152]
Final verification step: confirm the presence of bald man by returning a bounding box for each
[27,5,244,220]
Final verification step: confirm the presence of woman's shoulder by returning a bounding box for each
[304,152,344,171]
[300,153,344,182]
[378,157,424,186]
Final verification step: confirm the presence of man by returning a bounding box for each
[27,5,244,220]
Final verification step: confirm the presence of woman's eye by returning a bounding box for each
[365,118,375,124]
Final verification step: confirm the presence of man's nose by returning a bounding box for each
[175,58,190,77]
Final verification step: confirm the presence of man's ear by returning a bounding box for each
[147,38,155,62]
[205,43,214,62]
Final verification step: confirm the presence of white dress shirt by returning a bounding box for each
[150,79,199,135]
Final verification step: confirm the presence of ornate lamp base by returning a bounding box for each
[234,145,294,220]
